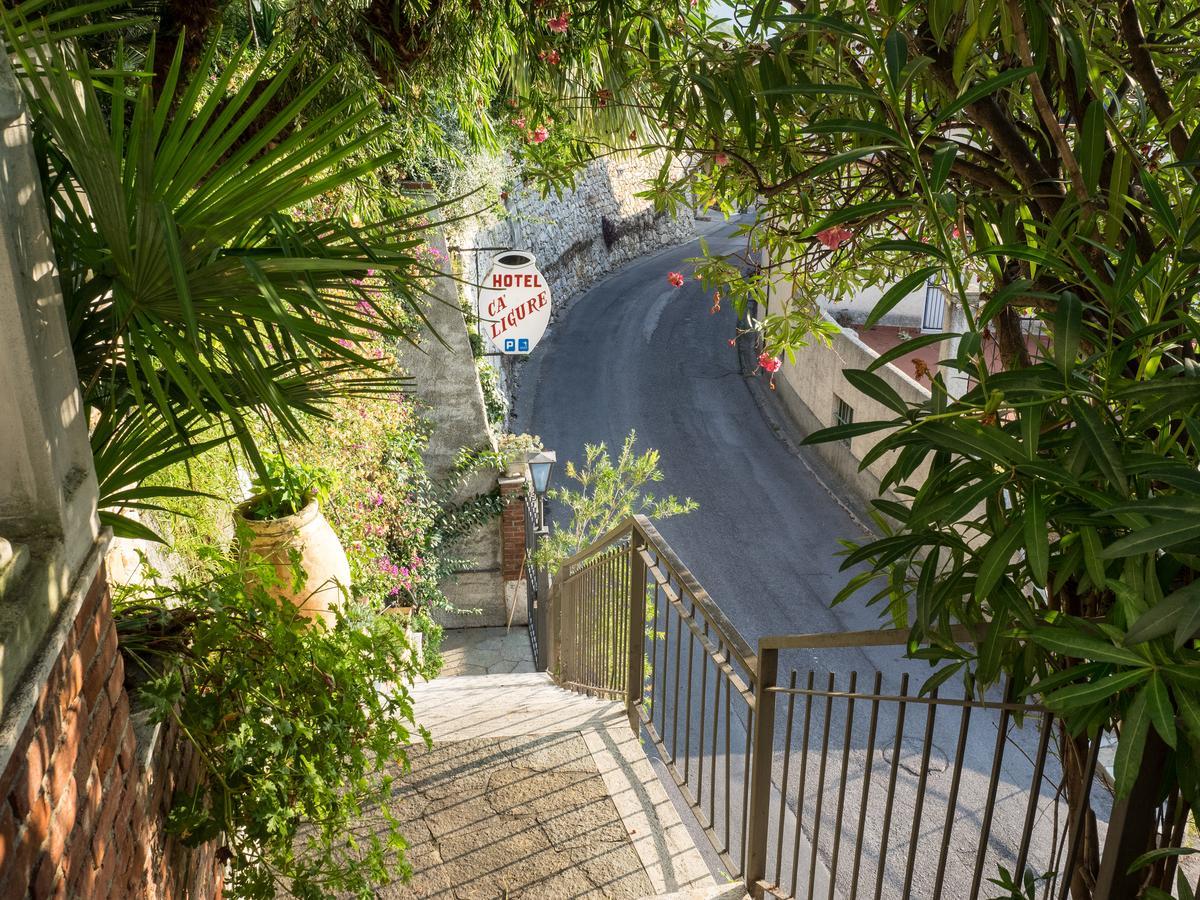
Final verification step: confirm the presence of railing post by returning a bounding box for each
[542,572,558,674]
[625,530,647,733]
[744,642,779,899]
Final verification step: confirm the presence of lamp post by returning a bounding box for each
[526,450,556,529]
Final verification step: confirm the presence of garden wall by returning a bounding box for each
[0,543,223,899]
[458,151,696,414]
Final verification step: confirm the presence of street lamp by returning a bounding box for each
[527,450,556,528]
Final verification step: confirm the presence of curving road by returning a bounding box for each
[515,218,883,645]
[514,219,1101,899]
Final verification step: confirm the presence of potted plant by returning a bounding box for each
[235,456,350,626]
[497,432,543,479]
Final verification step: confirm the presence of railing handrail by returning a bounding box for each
[759,623,987,651]
[560,514,759,678]
[551,515,1151,900]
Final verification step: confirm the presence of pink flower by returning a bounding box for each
[547,49,561,64]
[816,226,853,250]
[667,271,685,287]
[714,151,729,167]
[758,352,782,373]
[512,115,527,129]
[728,338,736,347]
[547,12,569,32]
[356,299,374,315]
[531,125,550,143]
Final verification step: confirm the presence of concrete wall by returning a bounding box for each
[774,312,932,509]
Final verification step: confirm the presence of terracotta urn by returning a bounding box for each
[235,494,351,627]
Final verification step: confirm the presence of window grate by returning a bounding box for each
[834,395,854,447]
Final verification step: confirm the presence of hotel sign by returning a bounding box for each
[480,251,552,355]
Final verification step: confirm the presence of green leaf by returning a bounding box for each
[1045,668,1149,709]
[802,420,896,446]
[885,28,907,88]
[1104,518,1200,558]
[1113,686,1151,797]
[929,143,958,192]
[1069,399,1127,494]
[866,331,957,372]
[100,509,166,543]
[1127,847,1196,877]
[1139,170,1179,239]
[843,369,909,415]
[1054,293,1082,376]
[1078,101,1106,196]
[1124,581,1200,646]
[865,266,942,327]
[933,66,1037,125]
[1024,486,1049,587]
[1080,526,1107,590]
[975,524,1023,601]
[1031,628,1147,666]
[1146,672,1177,748]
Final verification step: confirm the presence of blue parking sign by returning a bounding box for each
[504,338,516,352]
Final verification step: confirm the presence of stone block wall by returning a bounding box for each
[459,151,695,413]
[0,552,222,899]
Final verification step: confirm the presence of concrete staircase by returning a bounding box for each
[399,670,738,899]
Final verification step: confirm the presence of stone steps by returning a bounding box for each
[408,671,720,896]
[642,884,746,900]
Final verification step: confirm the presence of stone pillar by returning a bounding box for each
[0,51,99,581]
[0,46,100,714]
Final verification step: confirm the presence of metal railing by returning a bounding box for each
[548,515,1186,900]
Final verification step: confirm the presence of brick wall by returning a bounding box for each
[0,560,222,899]
[499,476,527,583]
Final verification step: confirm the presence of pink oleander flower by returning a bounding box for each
[547,49,561,64]
[758,352,782,373]
[512,115,527,129]
[816,226,853,250]
[714,151,729,167]
[728,338,736,346]
[547,12,569,32]
[531,125,550,143]
[667,271,685,287]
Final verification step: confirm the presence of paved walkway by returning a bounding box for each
[369,668,725,899]
[439,627,535,677]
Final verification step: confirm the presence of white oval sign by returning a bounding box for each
[480,251,552,355]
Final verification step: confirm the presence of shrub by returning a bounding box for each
[116,546,427,899]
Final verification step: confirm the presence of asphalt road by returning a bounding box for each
[514,219,1103,899]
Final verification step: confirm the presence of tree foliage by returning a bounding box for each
[546,0,1200,893]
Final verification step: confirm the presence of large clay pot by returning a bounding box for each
[235,495,351,627]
